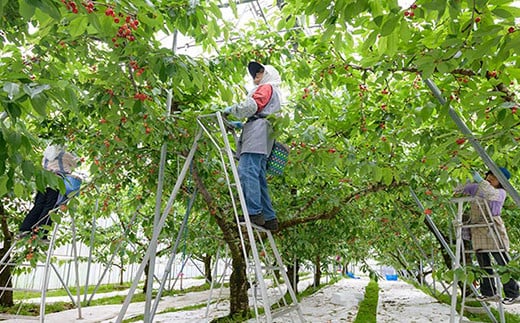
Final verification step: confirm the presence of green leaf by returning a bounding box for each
[64,87,78,112]
[385,31,398,57]
[41,0,60,19]
[321,24,336,42]
[88,12,102,32]
[0,175,7,197]
[14,182,24,196]
[0,0,6,17]
[6,102,22,120]
[373,165,382,182]
[436,62,450,74]
[0,134,5,175]
[492,7,513,19]
[23,83,50,98]
[30,93,48,116]
[361,31,378,52]
[380,15,399,37]
[383,169,393,186]
[69,16,88,38]
[3,82,20,100]
[18,0,36,19]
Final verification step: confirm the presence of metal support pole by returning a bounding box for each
[83,190,98,302]
[115,128,202,323]
[144,89,173,322]
[70,213,82,319]
[40,223,60,323]
[423,78,520,207]
[149,188,197,321]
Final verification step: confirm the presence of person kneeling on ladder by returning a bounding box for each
[223,61,282,231]
[17,145,82,243]
[457,167,520,305]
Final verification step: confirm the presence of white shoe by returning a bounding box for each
[502,296,520,305]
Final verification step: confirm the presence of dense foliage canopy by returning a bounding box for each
[1,0,520,312]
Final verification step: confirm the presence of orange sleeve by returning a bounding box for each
[251,84,273,112]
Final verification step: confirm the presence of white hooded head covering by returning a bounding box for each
[259,65,281,88]
[247,62,281,88]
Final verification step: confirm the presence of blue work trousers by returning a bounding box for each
[237,153,276,221]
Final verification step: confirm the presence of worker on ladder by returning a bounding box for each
[222,61,282,231]
[456,167,520,304]
[16,145,82,243]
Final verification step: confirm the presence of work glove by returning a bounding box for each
[222,106,233,116]
[228,121,243,129]
[472,171,484,183]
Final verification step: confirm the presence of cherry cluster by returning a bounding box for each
[61,0,95,14]
[130,60,145,77]
[106,8,140,47]
[404,3,417,18]
[133,92,149,102]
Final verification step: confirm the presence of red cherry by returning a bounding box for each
[508,26,515,33]
[475,17,481,23]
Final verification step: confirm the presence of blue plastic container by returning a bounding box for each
[385,274,398,281]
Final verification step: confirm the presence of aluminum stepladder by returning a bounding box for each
[0,206,83,323]
[115,112,304,322]
[409,189,497,323]
[452,196,508,323]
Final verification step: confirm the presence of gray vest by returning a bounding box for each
[237,89,281,156]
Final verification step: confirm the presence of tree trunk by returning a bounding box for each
[341,262,348,276]
[0,202,14,307]
[228,245,248,317]
[203,253,212,283]
[192,167,252,318]
[313,255,321,287]
[143,261,149,293]
[286,258,300,294]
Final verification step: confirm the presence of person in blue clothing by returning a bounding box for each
[223,62,282,231]
[457,167,520,305]
[18,145,81,241]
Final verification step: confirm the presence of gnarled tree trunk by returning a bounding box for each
[203,253,212,283]
[286,258,300,294]
[313,255,321,287]
[0,202,14,307]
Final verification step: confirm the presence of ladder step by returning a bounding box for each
[464,249,507,253]
[0,314,39,321]
[271,304,301,318]
[238,222,270,233]
[0,286,42,292]
[462,223,494,228]
[1,262,47,267]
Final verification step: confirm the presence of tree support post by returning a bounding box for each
[423,78,520,207]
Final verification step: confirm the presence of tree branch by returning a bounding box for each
[279,180,407,230]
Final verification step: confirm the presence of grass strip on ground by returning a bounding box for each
[353,280,378,323]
